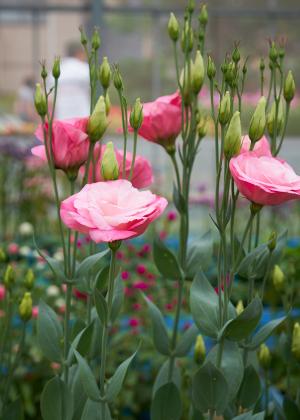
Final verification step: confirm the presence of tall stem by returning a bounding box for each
[63,282,72,384]
[129,129,138,181]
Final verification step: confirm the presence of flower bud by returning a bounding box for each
[224,111,241,159]
[34,83,47,117]
[99,57,111,89]
[130,98,143,130]
[101,142,119,181]
[194,334,206,364]
[199,4,208,26]
[272,265,285,292]
[168,13,179,42]
[187,0,195,14]
[292,322,300,361]
[207,55,216,80]
[232,45,241,64]
[41,63,48,80]
[113,67,123,91]
[197,115,208,138]
[181,21,193,52]
[236,300,244,316]
[79,26,88,46]
[4,265,15,289]
[24,269,35,290]
[268,231,277,252]
[87,96,108,143]
[192,50,205,94]
[249,96,266,144]
[218,91,231,125]
[269,41,278,62]
[258,344,271,369]
[52,57,61,79]
[91,28,101,51]
[260,58,265,72]
[284,70,296,103]
[19,292,32,322]
[242,60,248,75]
[224,61,236,86]
[267,100,284,137]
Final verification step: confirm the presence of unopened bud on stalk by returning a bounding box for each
[236,300,244,316]
[187,0,195,14]
[199,4,208,26]
[232,44,241,64]
[99,57,111,89]
[197,115,208,138]
[258,344,271,369]
[269,41,278,62]
[194,334,206,364]
[79,26,88,46]
[242,60,248,75]
[101,142,119,181]
[249,96,266,144]
[24,269,35,290]
[34,83,47,117]
[181,21,193,52]
[113,67,123,91]
[218,91,231,125]
[192,50,205,94]
[267,100,284,137]
[260,58,265,72]
[278,45,285,59]
[130,98,143,130]
[224,61,235,86]
[52,57,61,79]
[272,265,285,292]
[168,13,179,42]
[284,70,296,103]
[19,292,32,322]
[4,265,15,290]
[87,96,108,143]
[224,111,241,159]
[268,231,277,252]
[41,63,47,80]
[207,55,216,80]
[91,28,101,50]
[292,322,300,360]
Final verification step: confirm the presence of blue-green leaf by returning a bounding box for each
[74,349,100,402]
[174,324,199,357]
[152,359,181,398]
[37,300,63,362]
[237,365,261,409]
[81,399,111,420]
[94,289,108,326]
[151,382,182,420]
[246,316,286,350]
[40,376,73,420]
[153,237,182,280]
[75,250,109,279]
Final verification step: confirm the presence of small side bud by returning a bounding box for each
[236,300,244,316]
[224,111,241,159]
[192,50,205,94]
[258,344,271,369]
[232,44,241,64]
[207,55,216,80]
[24,269,35,290]
[19,292,32,322]
[113,67,123,91]
[197,115,208,139]
[268,231,277,252]
[101,142,119,181]
[272,265,285,292]
[181,21,193,52]
[284,70,296,103]
[187,0,195,14]
[218,91,231,125]
[248,96,266,144]
[292,322,300,361]
[130,98,143,130]
[224,61,236,86]
[34,83,47,117]
[4,265,15,290]
[99,57,111,89]
[194,334,206,364]
[91,28,101,50]
[199,4,208,26]
[52,57,61,79]
[41,63,48,80]
[267,100,284,137]
[168,13,179,42]
[79,26,88,46]
[260,58,265,72]
[87,96,108,143]
[269,41,278,62]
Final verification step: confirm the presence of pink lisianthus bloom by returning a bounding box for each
[129,92,182,150]
[0,285,6,301]
[230,152,300,206]
[32,306,39,319]
[60,179,168,243]
[82,143,153,189]
[32,118,90,174]
[240,135,271,157]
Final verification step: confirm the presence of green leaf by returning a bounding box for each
[283,397,300,420]
[81,399,111,420]
[94,289,108,326]
[232,412,265,419]
[192,361,229,414]
[218,297,263,342]
[37,300,63,362]
[69,366,87,420]
[174,324,199,357]
[207,341,243,401]
[186,233,213,280]
[153,237,182,280]
[111,276,124,323]
[95,265,110,291]
[67,322,95,364]
[190,270,219,338]
[152,359,181,398]
[238,244,269,280]
[143,295,170,356]
[2,399,24,420]
[40,376,73,420]
[237,365,261,409]
[74,349,100,402]
[106,345,139,402]
[75,249,109,279]
[246,316,286,350]
[151,382,182,420]
[173,185,186,213]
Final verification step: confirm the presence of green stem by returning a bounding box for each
[275,102,290,156]
[265,369,269,416]
[63,282,72,384]
[117,90,128,178]
[260,251,273,300]
[129,129,138,181]
[169,151,181,193]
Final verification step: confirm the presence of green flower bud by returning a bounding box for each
[272,265,285,292]
[194,334,206,364]
[258,344,271,369]
[99,57,111,89]
[199,4,208,26]
[221,60,228,75]
[79,26,88,46]
[260,58,265,72]
[87,96,108,143]
[249,96,266,144]
[224,111,241,159]
[168,13,179,42]
[198,28,205,42]
[232,45,241,64]
[218,91,231,125]
[267,100,284,137]
[192,50,205,94]
[113,67,123,91]
[207,55,216,80]
[180,62,193,106]
[284,70,296,103]
[197,115,208,139]
[278,45,285,59]
[292,322,300,361]
[187,0,195,14]
[52,57,61,79]
[41,63,48,80]
[101,142,119,181]
[19,292,32,322]
[91,28,101,50]
[268,231,277,252]
[269,41,278,62]
[236,300,244,316]
[24,269,35,290]
[242,60,248,75]
[34,83,47,117]
[130,98,143,130]
[224,61,236,86]
[4,265,15,290]
[181,21,193,52]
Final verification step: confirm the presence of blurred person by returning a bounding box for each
[15,76,38,122]
[52,41,90,119]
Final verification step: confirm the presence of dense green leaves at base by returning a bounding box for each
[151,382,182,420]
[40,376,73,420]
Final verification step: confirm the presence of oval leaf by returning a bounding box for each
[152,359,181,398]
[153,237,182,280]
[81,399,111,420]
[246,316,286,350]
[41,376,73,420]
[151,382,182,420]
[74,349,100,402]
[75,250,109,279]
[237,365,261,409]
[174,324,199,357]
[94,289,108,326]
[37,300,63,362]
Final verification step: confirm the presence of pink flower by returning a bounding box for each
[230,152,300,206]
[32,118,90,173]
[136,264,146,275]
[73,288,88,301]
[8,243,19,255]
[84,143,153,189]
[132,302,142,311]
[60,180,168,243]
[240,135,271,157]
[167,210,177,221]
[0,285,6,301]
[133,281,149,290]
[129,92,182,149]
[32,306,39,318]
[121,271,130,281]
[128,318,140,327]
